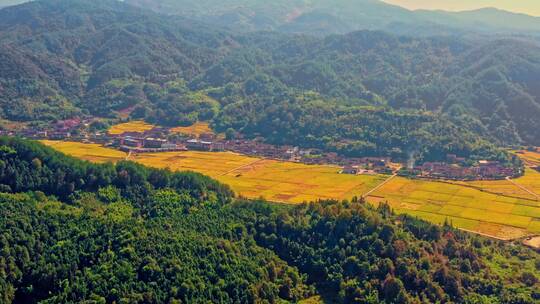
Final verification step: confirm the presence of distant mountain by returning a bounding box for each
[416,7,540,33]
[125,0,540,36]
[2,0,539,36]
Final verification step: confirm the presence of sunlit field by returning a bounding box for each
[132,151,385,204]
[366,176,540,239]
[514,169,540,196]
[514,149,540,167]
[453,178,538,201]
[41,140,127,163]
[170,122,213,137]
[43,141,540,239]
[108,121,155,135]
[42,141,385,204]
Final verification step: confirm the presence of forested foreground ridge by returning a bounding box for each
[0,137,539,303]
[0,0,540,162]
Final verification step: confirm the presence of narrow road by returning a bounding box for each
[362,174,397,198]
[506,176,540,201]
[220,158,266,176]
[126,150,132,161]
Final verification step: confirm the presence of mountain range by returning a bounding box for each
[2,0,540,36]
[123,0,540,36]
[0,0,539,161]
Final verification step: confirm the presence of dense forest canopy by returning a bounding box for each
[0,0,539,162]
[0,137,539,303]
[1,1,540,303]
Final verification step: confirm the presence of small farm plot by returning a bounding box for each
[170,122,214,137]
[366,177,540,239]
[41,141,127,163]
[513,169,540,196]
[459,179,537,201]
[108,121,155,135]
[132,151,259,177]
[514,149,540,167]
[220,159,386,204]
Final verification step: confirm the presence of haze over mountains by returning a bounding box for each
[123,0,540,36]
[1,0,540,36]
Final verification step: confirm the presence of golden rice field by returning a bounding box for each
[41,141,385,204]
[41,140,127,163]
[366,176,540,239]
[514,149,540,167]
[132,151,385,204]
[170,122,213,137]
[108,121,155,135]
[453,177,539,201]
[41,140,540,239]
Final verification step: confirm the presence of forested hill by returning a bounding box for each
[0,137,539,303]
[0,0,540,160]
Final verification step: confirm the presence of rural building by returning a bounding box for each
[186,139,212,151]
[144,138,167,149]
[342,166,359,175]
[211,142,225,151]
[49,131,71,140]
[123,137,143,148]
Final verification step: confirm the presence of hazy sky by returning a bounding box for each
[382,0,540,16]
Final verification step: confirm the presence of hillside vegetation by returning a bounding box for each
[0,138,539,303]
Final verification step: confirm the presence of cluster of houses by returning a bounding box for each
[109,130,395,174]
[0,118,86,140]
[408,159,518,180]
[341,158,394,175]
[1,119,520,180]
[111,128,187,153]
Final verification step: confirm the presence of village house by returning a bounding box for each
[48,131,71,140]
[211,142,225,152]
[122,136,144,148]
[415,160,517,180]
[342,165,359,175]
[144,138,167,149]
[186,139,213,151]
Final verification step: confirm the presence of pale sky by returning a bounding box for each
[382,0,540,16]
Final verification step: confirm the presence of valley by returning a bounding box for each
[41,139,540,242]
[1,0,540,302]
[41,140,386,204]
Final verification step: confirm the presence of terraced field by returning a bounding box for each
[40,140,127,163]
[108,120,217,138]
[108,121,155,135]
[366,177,540,239]
[514,149,540,167]
[170,122,214,137]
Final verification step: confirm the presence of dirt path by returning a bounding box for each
[125,150,132,161]
[506,176,540,201]
[220,158,266,176]
[363,174,397,198]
